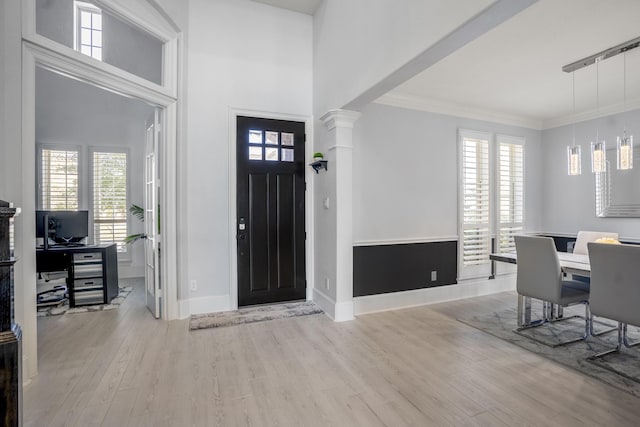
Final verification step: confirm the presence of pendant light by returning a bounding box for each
[567,71,582,175]
[591,60,606,173]
[617,52,633,170]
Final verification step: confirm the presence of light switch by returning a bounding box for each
[323,197,330,209]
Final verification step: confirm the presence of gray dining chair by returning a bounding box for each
[573,231,619,255]
[514,235,591,346]
[587,242,640,359]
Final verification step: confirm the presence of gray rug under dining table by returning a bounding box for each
[458,304,640,397]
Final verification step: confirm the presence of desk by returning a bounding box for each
[37,244,119,307]
[490,251,591,326]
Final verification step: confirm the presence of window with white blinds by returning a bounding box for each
[459,130,491,279]
[40,148,79,210]
[92,151,128,252]
[497,135,524,254]
[458,130,525,279]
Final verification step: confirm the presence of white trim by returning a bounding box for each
[543,99,640,130]
[320,109,361,131]
[354,275,516,315]
[179,295,231,319]
[228,108,314,313]
[24,38,174,104]
[312,287,354,322]
[376,92,543,130]
[354,236,458,247]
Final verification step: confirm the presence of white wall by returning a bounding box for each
[312,0,495,115]
[353,102,544,243]
[35,68,153,277]
[184,0,312,310]
[541,109,640,240]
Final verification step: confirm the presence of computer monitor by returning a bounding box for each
[36,210,89,244]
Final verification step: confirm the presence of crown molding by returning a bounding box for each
[375,92,544,130]
[542,98,640,130]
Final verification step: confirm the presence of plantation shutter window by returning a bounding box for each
[458,130,525,280]
[497,136,524,254]
[41,148,79,210]
[459,130,491,279]
[93,151,128,252]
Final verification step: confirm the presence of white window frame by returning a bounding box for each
[458,129,492,280]
[495,134,525,256]
[89,147,131,257]
[73,1,103,61]
[36,144,84,211]
[458,130,525,280]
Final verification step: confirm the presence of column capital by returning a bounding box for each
[320,109,361,131]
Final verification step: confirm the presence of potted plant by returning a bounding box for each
[124,204,147,244]
[313,152,324,161]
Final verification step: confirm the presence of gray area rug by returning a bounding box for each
[190,301,324,330]
[459,304,640,397]
[37,286,133,316]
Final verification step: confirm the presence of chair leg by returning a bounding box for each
[589,322,624,360]
[514,301,589,347]
[622,323,640,349]
[588,308,618,338]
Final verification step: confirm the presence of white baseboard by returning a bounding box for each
[353,274,516,315]
[178,295,232,319]
[312,288,354,322]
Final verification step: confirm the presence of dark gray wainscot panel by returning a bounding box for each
[353,241,457,297]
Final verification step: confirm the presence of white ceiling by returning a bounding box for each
[251,0,322,15]
[382,0,640,130]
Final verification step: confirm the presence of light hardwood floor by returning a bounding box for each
[25,281,640,426]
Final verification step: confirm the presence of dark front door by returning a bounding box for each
[237,116,306,306]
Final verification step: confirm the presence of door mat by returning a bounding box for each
[458,305,640,397]
[190,301,324,330]
[36,286,133,317]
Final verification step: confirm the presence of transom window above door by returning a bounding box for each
[247,129,295,162]
[35,0,165,85]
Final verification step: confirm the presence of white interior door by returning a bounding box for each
[145,109,161,318]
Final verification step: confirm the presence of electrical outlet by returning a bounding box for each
[324,277,330,290]
[431,271,437,282]
[190,280,198,291]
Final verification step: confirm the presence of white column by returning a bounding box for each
[319,109,360,321]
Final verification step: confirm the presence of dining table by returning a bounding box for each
[489,251,591,327]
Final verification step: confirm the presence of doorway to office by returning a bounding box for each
[34,67,160,316]
[21,0,181,379]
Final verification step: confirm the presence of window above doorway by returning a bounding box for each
[74,1,103,61]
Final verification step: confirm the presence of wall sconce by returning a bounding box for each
[591,141,606,173]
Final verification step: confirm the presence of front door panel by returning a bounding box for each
[237,116,306,306]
